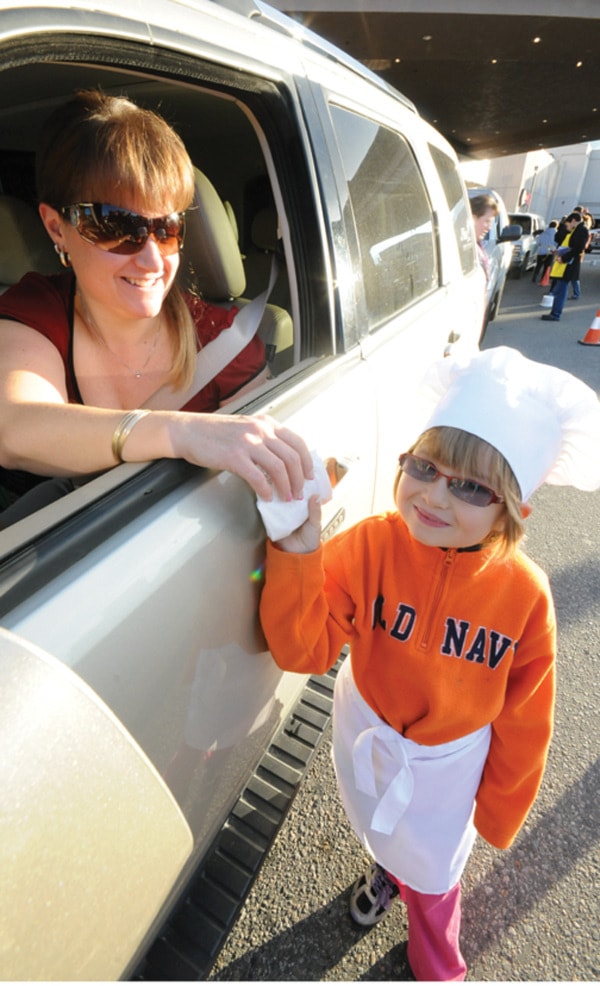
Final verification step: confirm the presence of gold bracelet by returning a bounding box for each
[111,409,151,463]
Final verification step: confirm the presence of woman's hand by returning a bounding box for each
[166,411,314,502]
[274,494,322,553]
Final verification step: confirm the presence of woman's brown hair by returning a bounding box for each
[36,89,198,389]
[469,193,499,219]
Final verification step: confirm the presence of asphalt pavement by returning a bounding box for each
[209,260,600,983]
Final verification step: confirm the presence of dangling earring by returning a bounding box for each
[54,243,72,268]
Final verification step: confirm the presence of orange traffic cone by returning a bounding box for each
[578,308,600,346]
[540,265,550,287]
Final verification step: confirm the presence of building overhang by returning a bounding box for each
[267,1,600,159]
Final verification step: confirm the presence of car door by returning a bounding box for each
[302,80,483,508]
[0,8,378,874]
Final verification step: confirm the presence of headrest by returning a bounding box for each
[251,207,279,252]
[223,200,239,243]
[0,195,61,285]
[179,167,246,300]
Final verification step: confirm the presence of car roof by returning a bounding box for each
[509,212,544,219]
[209,0,417,111]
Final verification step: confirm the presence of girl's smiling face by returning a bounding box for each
[395,443,506,550]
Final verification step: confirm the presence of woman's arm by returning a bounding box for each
[0,319,312,499]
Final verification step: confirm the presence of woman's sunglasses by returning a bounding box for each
[61,203,185,256]
[398,453,504,507]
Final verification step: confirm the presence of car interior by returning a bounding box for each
[0,60,299,377]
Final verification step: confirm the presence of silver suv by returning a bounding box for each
[508,212,546,277]
[0,0,484,979]
[588,223,600,252]
[468,185,522,335]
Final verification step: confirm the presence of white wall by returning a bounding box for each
[578,150,600,219]
[459,143,598,223]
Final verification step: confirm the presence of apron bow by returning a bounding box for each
[352,724,415,835]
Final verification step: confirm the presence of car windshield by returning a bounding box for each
[510,215,531,233]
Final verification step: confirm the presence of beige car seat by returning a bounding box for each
[0,194,61,292]
[243,205,290,310]
[180,168,293,373]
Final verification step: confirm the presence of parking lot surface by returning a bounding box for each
[209,261,600,983]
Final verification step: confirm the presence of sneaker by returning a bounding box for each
[541,314,560,321]
[349,862,399,926]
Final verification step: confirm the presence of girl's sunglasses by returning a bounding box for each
[61,203,185,256]
[398,453,504,507]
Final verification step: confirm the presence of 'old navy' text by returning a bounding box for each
[372,595,517,669]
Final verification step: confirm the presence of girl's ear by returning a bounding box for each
[520,502,532,519]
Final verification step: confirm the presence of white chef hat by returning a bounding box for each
[415,346,600,501]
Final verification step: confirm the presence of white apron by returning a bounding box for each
[332,659,491,894]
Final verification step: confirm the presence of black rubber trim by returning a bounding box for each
[132,651,346,981]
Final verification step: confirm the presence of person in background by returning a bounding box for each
[469,193,499,286]
[567,206,593,300]
[0,90,312,526]
[259,346,600,982]
[531,220,558,284]
[541,211,589,322]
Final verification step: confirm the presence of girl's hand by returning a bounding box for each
[275,495,322,553]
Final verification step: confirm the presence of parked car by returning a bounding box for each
[508,212,546,277]
[0,0,484,979]
[467,184,522,337]
[588,222,600,252]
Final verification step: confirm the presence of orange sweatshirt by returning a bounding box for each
[260,512,556,850]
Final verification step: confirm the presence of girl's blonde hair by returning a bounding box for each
[393,426,526,556]
[37,89,198,389]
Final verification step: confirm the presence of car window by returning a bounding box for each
[486,219,498,246]
[329,104,437,331]
[510,215,531,234]
[428,144,477,277]
[0,51,339,380]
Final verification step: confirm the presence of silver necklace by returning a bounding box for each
[77,292,162,379]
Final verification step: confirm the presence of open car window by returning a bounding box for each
[0,35,334,537]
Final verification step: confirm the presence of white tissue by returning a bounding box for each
[257,450,332,541]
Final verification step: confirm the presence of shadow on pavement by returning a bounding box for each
[462,757,599,963]
[211,883,411,981]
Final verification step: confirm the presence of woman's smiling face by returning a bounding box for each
[59,198,180,321]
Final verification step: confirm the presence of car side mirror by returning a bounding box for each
[498,224,523,243]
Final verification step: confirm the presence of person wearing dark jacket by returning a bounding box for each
[541,212,590,322]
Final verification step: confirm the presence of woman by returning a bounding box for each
[531,220,558,284]
[469,192,498,285]
[0,90,311,523]
[541,211,590,322]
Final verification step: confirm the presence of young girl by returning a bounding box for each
[259,346,600,981]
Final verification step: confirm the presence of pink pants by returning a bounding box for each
[390,876,466,981]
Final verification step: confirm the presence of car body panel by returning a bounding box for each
[0,627,193,981]
[0,0,484,975]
